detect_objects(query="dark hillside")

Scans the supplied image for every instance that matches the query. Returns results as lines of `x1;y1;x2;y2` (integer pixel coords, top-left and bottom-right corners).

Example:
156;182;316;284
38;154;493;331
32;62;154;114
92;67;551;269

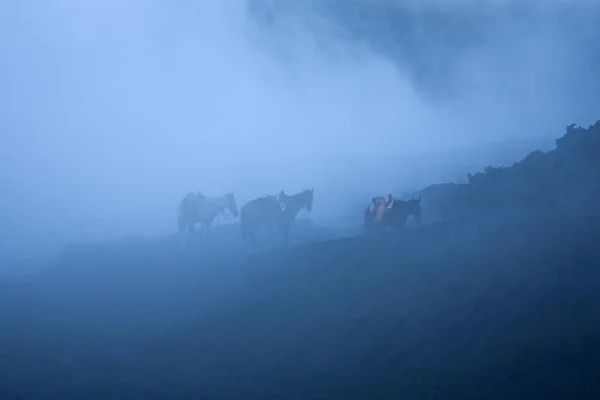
1;121;600;399
415;121;600;222
139;210;600;399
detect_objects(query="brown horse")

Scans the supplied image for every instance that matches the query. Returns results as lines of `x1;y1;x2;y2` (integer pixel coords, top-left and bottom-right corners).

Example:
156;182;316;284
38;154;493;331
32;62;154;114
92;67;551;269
240;189;314;246
364;196;421;234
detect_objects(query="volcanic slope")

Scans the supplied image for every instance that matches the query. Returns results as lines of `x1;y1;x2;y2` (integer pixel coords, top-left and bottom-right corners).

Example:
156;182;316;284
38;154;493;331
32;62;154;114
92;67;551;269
2;122;600;399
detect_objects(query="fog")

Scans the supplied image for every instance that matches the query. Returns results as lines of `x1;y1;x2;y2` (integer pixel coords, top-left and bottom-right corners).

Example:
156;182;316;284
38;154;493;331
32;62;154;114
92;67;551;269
1;3;600;397
1;0;598;254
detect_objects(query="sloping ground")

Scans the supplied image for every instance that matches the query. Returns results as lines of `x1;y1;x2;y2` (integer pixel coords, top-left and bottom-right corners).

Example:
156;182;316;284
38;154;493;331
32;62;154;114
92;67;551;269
0;250;61;278
2;204;600;399
51;218;342;266
0;219;350;399
120;207;600;400
1;122;600;399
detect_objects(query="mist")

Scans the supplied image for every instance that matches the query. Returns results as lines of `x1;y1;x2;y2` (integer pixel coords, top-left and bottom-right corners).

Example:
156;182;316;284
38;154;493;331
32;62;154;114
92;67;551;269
1;0;598;254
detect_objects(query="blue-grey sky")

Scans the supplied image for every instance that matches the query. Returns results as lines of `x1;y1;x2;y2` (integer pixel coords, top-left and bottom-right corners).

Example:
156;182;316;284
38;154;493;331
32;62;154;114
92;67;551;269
1;0;598;252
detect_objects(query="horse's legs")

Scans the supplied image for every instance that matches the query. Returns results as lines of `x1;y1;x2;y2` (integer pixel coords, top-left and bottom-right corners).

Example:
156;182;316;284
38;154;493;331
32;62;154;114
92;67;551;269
398;217;407;229
390;216;407;231
246;232;258;246
188;224;196;246
242;229;255;244
180;223;191;248
204;221;212;243
241;219;254;242
364;209;374;235
279;222;290;247
178;227;185;248
241;221;249;242
242;220;261;247
282;230;289;246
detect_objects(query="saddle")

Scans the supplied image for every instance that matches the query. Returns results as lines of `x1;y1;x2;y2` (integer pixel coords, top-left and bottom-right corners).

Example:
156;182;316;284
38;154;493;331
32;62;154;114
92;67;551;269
369;196;394;222
266;192;286;211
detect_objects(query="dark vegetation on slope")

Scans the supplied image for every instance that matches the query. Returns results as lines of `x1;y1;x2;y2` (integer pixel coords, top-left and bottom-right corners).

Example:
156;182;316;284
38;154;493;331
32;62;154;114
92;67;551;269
1;121;600;399
415;121;600;222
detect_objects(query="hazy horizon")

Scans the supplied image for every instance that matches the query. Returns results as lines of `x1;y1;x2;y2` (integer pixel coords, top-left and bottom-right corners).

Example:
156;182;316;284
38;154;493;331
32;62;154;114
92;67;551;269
1;0;598;255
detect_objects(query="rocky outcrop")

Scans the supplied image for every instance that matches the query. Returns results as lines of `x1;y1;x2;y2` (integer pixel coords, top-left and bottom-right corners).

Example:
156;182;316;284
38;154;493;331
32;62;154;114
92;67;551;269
415;121;600;222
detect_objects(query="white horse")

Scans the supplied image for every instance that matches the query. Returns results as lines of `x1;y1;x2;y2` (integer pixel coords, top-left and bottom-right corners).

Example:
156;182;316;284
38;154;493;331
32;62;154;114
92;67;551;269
177;191;239;246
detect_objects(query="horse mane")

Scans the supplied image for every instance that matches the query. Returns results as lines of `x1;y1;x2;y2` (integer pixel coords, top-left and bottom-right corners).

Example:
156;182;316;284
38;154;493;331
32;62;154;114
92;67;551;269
291;189;313;196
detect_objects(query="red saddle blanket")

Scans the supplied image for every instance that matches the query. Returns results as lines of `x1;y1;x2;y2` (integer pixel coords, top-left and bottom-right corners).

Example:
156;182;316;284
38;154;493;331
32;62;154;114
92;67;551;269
369;201;387;222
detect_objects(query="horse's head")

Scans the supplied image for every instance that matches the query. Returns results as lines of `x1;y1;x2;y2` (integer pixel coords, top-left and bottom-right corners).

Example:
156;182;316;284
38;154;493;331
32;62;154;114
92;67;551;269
224;192;239;217
301;188;314;212
408;197;422;224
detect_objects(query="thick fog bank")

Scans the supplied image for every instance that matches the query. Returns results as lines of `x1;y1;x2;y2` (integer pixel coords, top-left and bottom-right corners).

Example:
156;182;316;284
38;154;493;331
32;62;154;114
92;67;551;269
1;0;598;255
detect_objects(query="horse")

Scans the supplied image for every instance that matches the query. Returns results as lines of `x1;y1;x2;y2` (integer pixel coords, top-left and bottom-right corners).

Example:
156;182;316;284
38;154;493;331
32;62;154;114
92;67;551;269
177;191;239;246
364;196;421;234
240;189;314;246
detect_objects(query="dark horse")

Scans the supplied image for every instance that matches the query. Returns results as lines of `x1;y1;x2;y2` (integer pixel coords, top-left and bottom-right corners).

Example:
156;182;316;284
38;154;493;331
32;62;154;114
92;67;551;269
364;197;421;234
240;189;314;246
